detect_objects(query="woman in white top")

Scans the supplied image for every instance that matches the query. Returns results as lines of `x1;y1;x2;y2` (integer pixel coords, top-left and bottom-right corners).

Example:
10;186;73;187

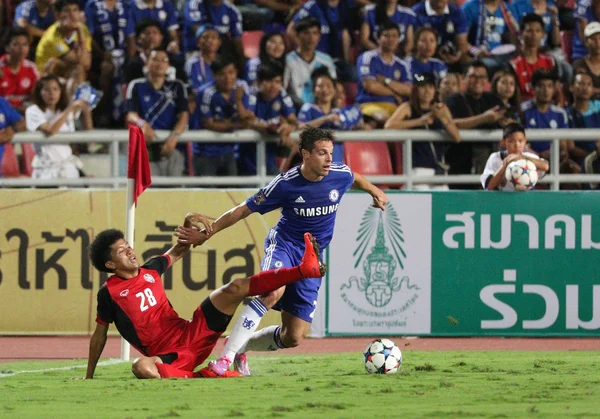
25;75;93;179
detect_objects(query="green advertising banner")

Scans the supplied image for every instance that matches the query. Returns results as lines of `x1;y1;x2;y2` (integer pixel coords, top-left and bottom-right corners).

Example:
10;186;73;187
431;192;600;337
326;191;600;337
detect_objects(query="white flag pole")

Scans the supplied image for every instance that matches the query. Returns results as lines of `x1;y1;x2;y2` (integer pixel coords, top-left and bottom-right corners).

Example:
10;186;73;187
121;177;136;361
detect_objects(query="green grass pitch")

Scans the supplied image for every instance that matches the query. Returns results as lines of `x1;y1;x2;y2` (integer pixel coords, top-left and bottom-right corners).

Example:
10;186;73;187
2;351;600;418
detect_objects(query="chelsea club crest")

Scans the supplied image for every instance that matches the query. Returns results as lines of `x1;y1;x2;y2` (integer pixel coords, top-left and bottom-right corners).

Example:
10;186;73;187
329;189;339;202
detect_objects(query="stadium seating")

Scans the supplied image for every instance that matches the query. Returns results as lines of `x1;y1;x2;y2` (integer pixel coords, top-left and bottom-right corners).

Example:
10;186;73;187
1;143;37;177
0;144;22;177
343;141;397;188
242;31;264;59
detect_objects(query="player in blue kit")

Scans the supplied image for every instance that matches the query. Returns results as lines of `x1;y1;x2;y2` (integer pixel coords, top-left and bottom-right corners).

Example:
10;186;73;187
176;126;388;376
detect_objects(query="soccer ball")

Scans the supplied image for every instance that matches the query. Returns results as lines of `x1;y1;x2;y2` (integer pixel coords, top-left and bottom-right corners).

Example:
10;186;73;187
505;159;538;191
363;338;402;374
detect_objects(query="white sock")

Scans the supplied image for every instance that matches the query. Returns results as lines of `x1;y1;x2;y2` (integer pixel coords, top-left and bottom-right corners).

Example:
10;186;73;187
220;299;268;363
241;325;287;353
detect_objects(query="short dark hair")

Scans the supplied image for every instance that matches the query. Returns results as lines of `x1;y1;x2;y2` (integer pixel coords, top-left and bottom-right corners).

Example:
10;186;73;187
5;27;30;45
89;229;124;273
310;66;334;88
135;19;163;38
299;126;335;152
531;68;558;87
257;62;284;82
414;26;438;45
210;54;236;74
295;16;321;34
33;75;69;111
377;20;401;38
55;0;80;12
520;13;545;32
466;60;488;75
503;122;526;139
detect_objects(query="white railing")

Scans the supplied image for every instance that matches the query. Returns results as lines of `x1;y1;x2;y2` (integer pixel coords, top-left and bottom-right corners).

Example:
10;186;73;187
3;129;600;190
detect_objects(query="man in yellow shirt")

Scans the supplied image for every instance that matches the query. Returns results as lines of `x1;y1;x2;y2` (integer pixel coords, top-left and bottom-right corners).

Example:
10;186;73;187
35;0;92;94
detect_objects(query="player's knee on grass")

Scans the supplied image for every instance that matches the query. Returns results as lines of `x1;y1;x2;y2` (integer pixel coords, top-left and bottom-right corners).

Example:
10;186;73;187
131;357;161;379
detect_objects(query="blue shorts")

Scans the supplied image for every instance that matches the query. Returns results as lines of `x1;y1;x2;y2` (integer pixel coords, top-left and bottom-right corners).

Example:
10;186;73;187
261;229;321;323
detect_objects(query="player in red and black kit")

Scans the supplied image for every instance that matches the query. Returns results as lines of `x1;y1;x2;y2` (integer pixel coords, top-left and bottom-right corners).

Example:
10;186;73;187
84;212;326;379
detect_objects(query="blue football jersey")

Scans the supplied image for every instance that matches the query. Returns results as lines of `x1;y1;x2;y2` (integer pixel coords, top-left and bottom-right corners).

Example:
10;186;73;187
573;0;597;60
125;0;178;38
14;0;55;29
356;50;411;104
246;164;355;249
293;0;350;59
184;54;214;95
462;0;507;51
85;0;128;51
0;97;24;174
362;4;416;45
509;0;556;47
412;1;468;47
521;100;568;152
244;57;261;85
405;56;448;83
125;78;188;130
183;0;243;52
191;79;249;156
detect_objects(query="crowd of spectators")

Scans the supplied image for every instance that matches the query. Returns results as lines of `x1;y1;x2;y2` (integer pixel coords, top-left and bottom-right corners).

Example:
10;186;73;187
0;0;598;189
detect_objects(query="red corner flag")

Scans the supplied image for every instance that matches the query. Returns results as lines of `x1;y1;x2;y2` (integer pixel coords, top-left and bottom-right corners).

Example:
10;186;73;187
127;125;151;205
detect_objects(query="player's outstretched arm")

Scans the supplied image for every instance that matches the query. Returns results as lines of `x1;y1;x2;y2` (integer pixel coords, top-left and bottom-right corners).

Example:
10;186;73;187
84;322;109;379
168;213;213;264
352;172;388;211
176;203;254;246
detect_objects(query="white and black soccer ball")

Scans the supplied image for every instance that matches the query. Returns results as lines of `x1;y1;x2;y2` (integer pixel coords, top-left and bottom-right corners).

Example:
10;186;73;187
505;159;538;191
363;338;402;374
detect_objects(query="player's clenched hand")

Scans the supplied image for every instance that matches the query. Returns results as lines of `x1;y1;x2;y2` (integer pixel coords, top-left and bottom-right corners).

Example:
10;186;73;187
371;189;388;211
184;212;214;234
175;226;210;247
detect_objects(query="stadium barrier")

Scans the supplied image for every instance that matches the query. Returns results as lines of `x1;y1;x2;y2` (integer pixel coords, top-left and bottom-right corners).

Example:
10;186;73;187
3;128;600;189
1;189;598;337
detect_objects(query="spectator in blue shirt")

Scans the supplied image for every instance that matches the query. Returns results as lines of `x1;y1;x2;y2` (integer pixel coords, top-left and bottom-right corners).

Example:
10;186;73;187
126;0;180;58
412;0;469;67
14;0;56;57
360;0;416;56
241;63;298;175
125;48;189;177
0;97;26;173
84;0;129;125
288;0;353;80
509;0;560;50
191;55;251;176
520;69;577;174
404;27;448;84
185;24;221;96
356;20;412;127
245;31;287;86
567;72;600;168
573;0;600;61
298;67;366;162
183;0;244;59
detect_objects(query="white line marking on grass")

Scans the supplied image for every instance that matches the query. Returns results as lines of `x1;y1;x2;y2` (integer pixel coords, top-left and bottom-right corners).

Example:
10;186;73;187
0;359;126;378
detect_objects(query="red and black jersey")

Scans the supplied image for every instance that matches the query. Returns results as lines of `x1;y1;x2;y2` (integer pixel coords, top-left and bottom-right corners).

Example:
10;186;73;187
96;255;187;356
510;54;556;101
